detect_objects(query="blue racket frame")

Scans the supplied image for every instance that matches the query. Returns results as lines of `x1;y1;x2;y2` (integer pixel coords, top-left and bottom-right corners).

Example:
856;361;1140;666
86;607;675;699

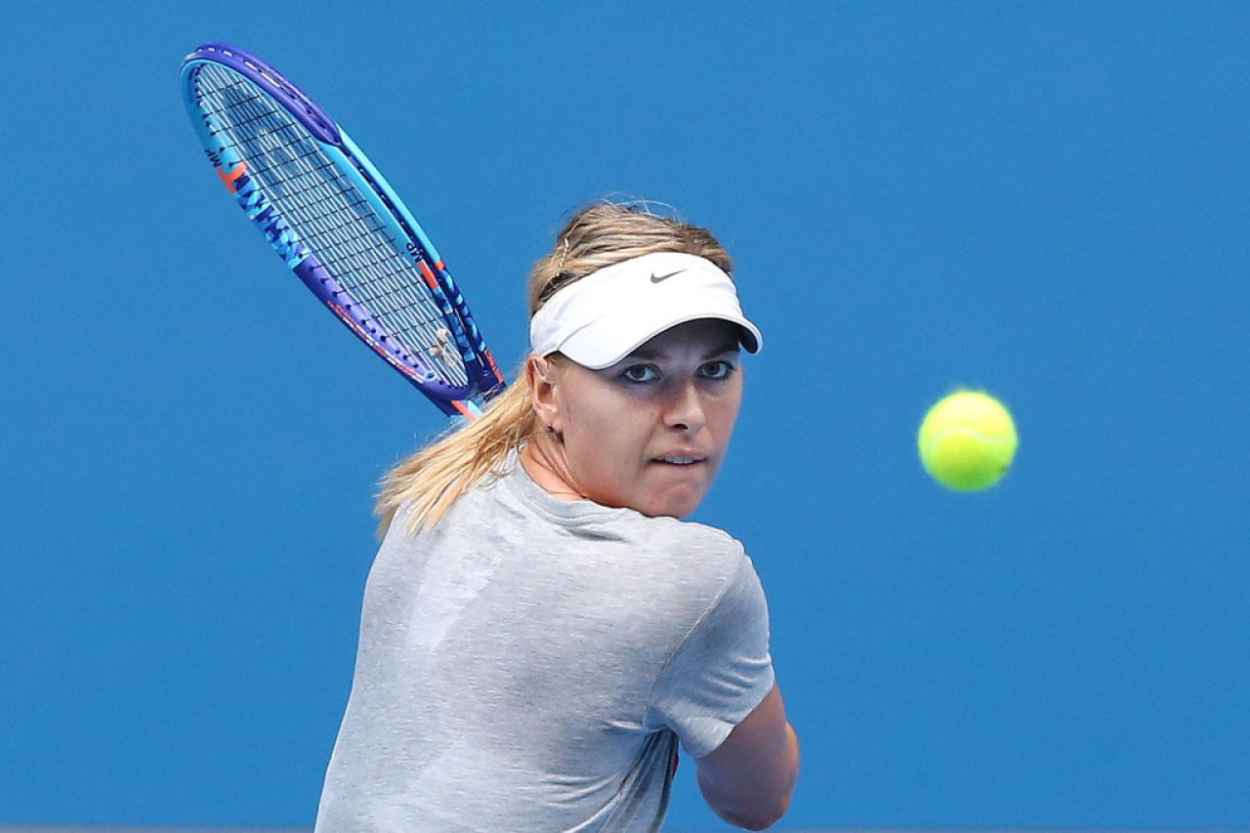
180;43;505;418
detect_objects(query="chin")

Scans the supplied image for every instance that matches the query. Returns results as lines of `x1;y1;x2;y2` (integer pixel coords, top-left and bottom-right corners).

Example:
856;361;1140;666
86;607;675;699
643;496;702;519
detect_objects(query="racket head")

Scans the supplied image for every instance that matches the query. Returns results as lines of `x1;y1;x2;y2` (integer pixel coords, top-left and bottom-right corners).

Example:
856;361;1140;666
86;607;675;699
180;43;505;417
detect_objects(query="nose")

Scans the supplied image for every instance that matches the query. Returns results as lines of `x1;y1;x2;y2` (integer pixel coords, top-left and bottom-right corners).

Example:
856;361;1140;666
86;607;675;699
663;378;707;434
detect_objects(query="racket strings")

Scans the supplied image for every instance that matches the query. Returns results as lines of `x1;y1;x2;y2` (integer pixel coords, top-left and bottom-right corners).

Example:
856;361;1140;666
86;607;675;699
202;76;453;340
194;65;468;387
201;75;434;301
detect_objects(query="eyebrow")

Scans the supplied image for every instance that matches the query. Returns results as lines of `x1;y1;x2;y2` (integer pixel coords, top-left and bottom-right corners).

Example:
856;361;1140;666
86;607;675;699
627;342;741;361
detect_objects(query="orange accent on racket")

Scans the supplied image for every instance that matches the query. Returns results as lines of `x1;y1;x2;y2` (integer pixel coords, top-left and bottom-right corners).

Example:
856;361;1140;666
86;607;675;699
216;161;248;193
417;261;439;290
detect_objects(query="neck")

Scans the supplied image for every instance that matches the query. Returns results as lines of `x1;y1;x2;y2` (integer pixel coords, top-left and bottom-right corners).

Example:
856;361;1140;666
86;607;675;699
520;433;585;502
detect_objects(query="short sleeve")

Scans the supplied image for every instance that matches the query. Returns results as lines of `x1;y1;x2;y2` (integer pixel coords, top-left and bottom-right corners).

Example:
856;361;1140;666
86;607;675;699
643;552;775;759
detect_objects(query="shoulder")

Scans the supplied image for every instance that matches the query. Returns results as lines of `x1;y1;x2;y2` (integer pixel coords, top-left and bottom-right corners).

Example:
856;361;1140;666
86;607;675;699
645;515;744;566
598;505;745;564
627;515;754;617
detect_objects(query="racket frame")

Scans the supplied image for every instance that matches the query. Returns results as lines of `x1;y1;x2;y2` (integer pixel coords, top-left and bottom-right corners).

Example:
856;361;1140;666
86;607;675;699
180;43;505;417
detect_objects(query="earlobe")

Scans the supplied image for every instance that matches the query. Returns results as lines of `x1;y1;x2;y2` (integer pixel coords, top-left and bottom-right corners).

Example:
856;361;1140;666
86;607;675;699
527;355;562;434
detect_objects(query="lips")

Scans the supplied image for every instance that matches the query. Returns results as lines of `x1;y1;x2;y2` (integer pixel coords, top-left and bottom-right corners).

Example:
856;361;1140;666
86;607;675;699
652;451;708;465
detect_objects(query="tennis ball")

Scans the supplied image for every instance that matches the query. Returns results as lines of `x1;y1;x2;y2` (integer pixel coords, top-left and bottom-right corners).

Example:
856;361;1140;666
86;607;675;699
917;389;1018;491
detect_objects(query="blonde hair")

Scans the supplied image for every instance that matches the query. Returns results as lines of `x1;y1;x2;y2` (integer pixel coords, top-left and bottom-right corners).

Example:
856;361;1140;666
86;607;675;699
372;199;735;540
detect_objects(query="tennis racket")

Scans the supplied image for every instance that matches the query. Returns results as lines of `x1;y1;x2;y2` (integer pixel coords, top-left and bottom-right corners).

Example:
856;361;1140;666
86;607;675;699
180;43;505;419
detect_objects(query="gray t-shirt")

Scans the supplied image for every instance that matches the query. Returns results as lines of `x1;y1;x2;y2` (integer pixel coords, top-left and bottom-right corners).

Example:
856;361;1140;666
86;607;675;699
313;448;775;833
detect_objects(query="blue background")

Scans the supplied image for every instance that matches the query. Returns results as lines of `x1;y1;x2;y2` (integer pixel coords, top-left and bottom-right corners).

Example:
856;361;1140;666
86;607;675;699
3;2;1248;830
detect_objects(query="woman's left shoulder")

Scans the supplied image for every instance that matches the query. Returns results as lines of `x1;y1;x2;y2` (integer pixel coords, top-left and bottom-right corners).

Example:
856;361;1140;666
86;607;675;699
680;516;743;550
644;515;747;569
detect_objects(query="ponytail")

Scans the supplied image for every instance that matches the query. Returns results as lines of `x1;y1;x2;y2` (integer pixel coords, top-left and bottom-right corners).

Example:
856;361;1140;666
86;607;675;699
372;198;733;540
373;368;535;539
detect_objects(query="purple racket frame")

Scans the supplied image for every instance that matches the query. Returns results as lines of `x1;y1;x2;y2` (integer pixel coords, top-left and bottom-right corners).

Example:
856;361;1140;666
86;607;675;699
180;43;505;418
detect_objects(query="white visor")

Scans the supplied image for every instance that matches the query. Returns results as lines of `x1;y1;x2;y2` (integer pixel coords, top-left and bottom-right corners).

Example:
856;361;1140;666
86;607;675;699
529;252;763;369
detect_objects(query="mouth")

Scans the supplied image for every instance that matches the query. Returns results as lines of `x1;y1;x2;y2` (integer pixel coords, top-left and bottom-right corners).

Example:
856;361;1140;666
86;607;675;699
651;455;707;467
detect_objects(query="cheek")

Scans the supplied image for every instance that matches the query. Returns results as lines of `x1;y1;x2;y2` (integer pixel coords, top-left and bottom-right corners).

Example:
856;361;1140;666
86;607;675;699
563;395;652;474
707;387;744;440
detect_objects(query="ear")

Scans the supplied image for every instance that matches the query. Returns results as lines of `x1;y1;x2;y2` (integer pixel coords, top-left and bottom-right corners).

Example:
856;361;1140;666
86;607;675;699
526;354;563;434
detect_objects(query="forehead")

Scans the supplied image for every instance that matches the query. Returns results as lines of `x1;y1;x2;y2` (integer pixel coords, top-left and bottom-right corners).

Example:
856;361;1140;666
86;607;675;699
628;318;742;359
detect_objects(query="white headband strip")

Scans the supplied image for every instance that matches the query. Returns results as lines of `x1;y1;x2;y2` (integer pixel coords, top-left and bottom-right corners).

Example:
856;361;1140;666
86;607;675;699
528;252;763;370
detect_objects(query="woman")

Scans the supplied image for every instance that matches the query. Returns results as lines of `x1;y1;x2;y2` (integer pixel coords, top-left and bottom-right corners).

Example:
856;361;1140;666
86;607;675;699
314;202;800;832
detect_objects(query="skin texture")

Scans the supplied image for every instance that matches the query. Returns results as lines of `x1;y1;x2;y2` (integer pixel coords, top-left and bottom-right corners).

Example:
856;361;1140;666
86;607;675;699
521;319;745;519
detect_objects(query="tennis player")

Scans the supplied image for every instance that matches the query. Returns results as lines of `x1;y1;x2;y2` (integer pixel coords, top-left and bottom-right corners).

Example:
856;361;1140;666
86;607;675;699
313;202;800;832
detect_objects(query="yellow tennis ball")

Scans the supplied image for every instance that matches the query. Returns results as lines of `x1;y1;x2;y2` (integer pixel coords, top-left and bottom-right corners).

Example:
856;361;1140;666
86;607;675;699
917;389;1018;491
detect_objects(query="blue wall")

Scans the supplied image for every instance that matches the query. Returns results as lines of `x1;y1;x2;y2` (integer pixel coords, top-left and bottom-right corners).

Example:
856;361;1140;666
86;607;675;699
3;2;1247;829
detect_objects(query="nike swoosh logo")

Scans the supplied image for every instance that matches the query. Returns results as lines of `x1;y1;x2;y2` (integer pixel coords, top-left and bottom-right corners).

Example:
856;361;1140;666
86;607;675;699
650;270;685;283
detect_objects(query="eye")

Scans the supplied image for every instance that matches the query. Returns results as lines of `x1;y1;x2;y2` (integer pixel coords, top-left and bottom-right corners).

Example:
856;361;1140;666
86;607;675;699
621;364;660;384
698;360;737;380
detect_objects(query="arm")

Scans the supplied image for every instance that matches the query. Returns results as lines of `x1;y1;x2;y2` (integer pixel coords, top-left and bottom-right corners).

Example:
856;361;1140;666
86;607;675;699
694;683;800;830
